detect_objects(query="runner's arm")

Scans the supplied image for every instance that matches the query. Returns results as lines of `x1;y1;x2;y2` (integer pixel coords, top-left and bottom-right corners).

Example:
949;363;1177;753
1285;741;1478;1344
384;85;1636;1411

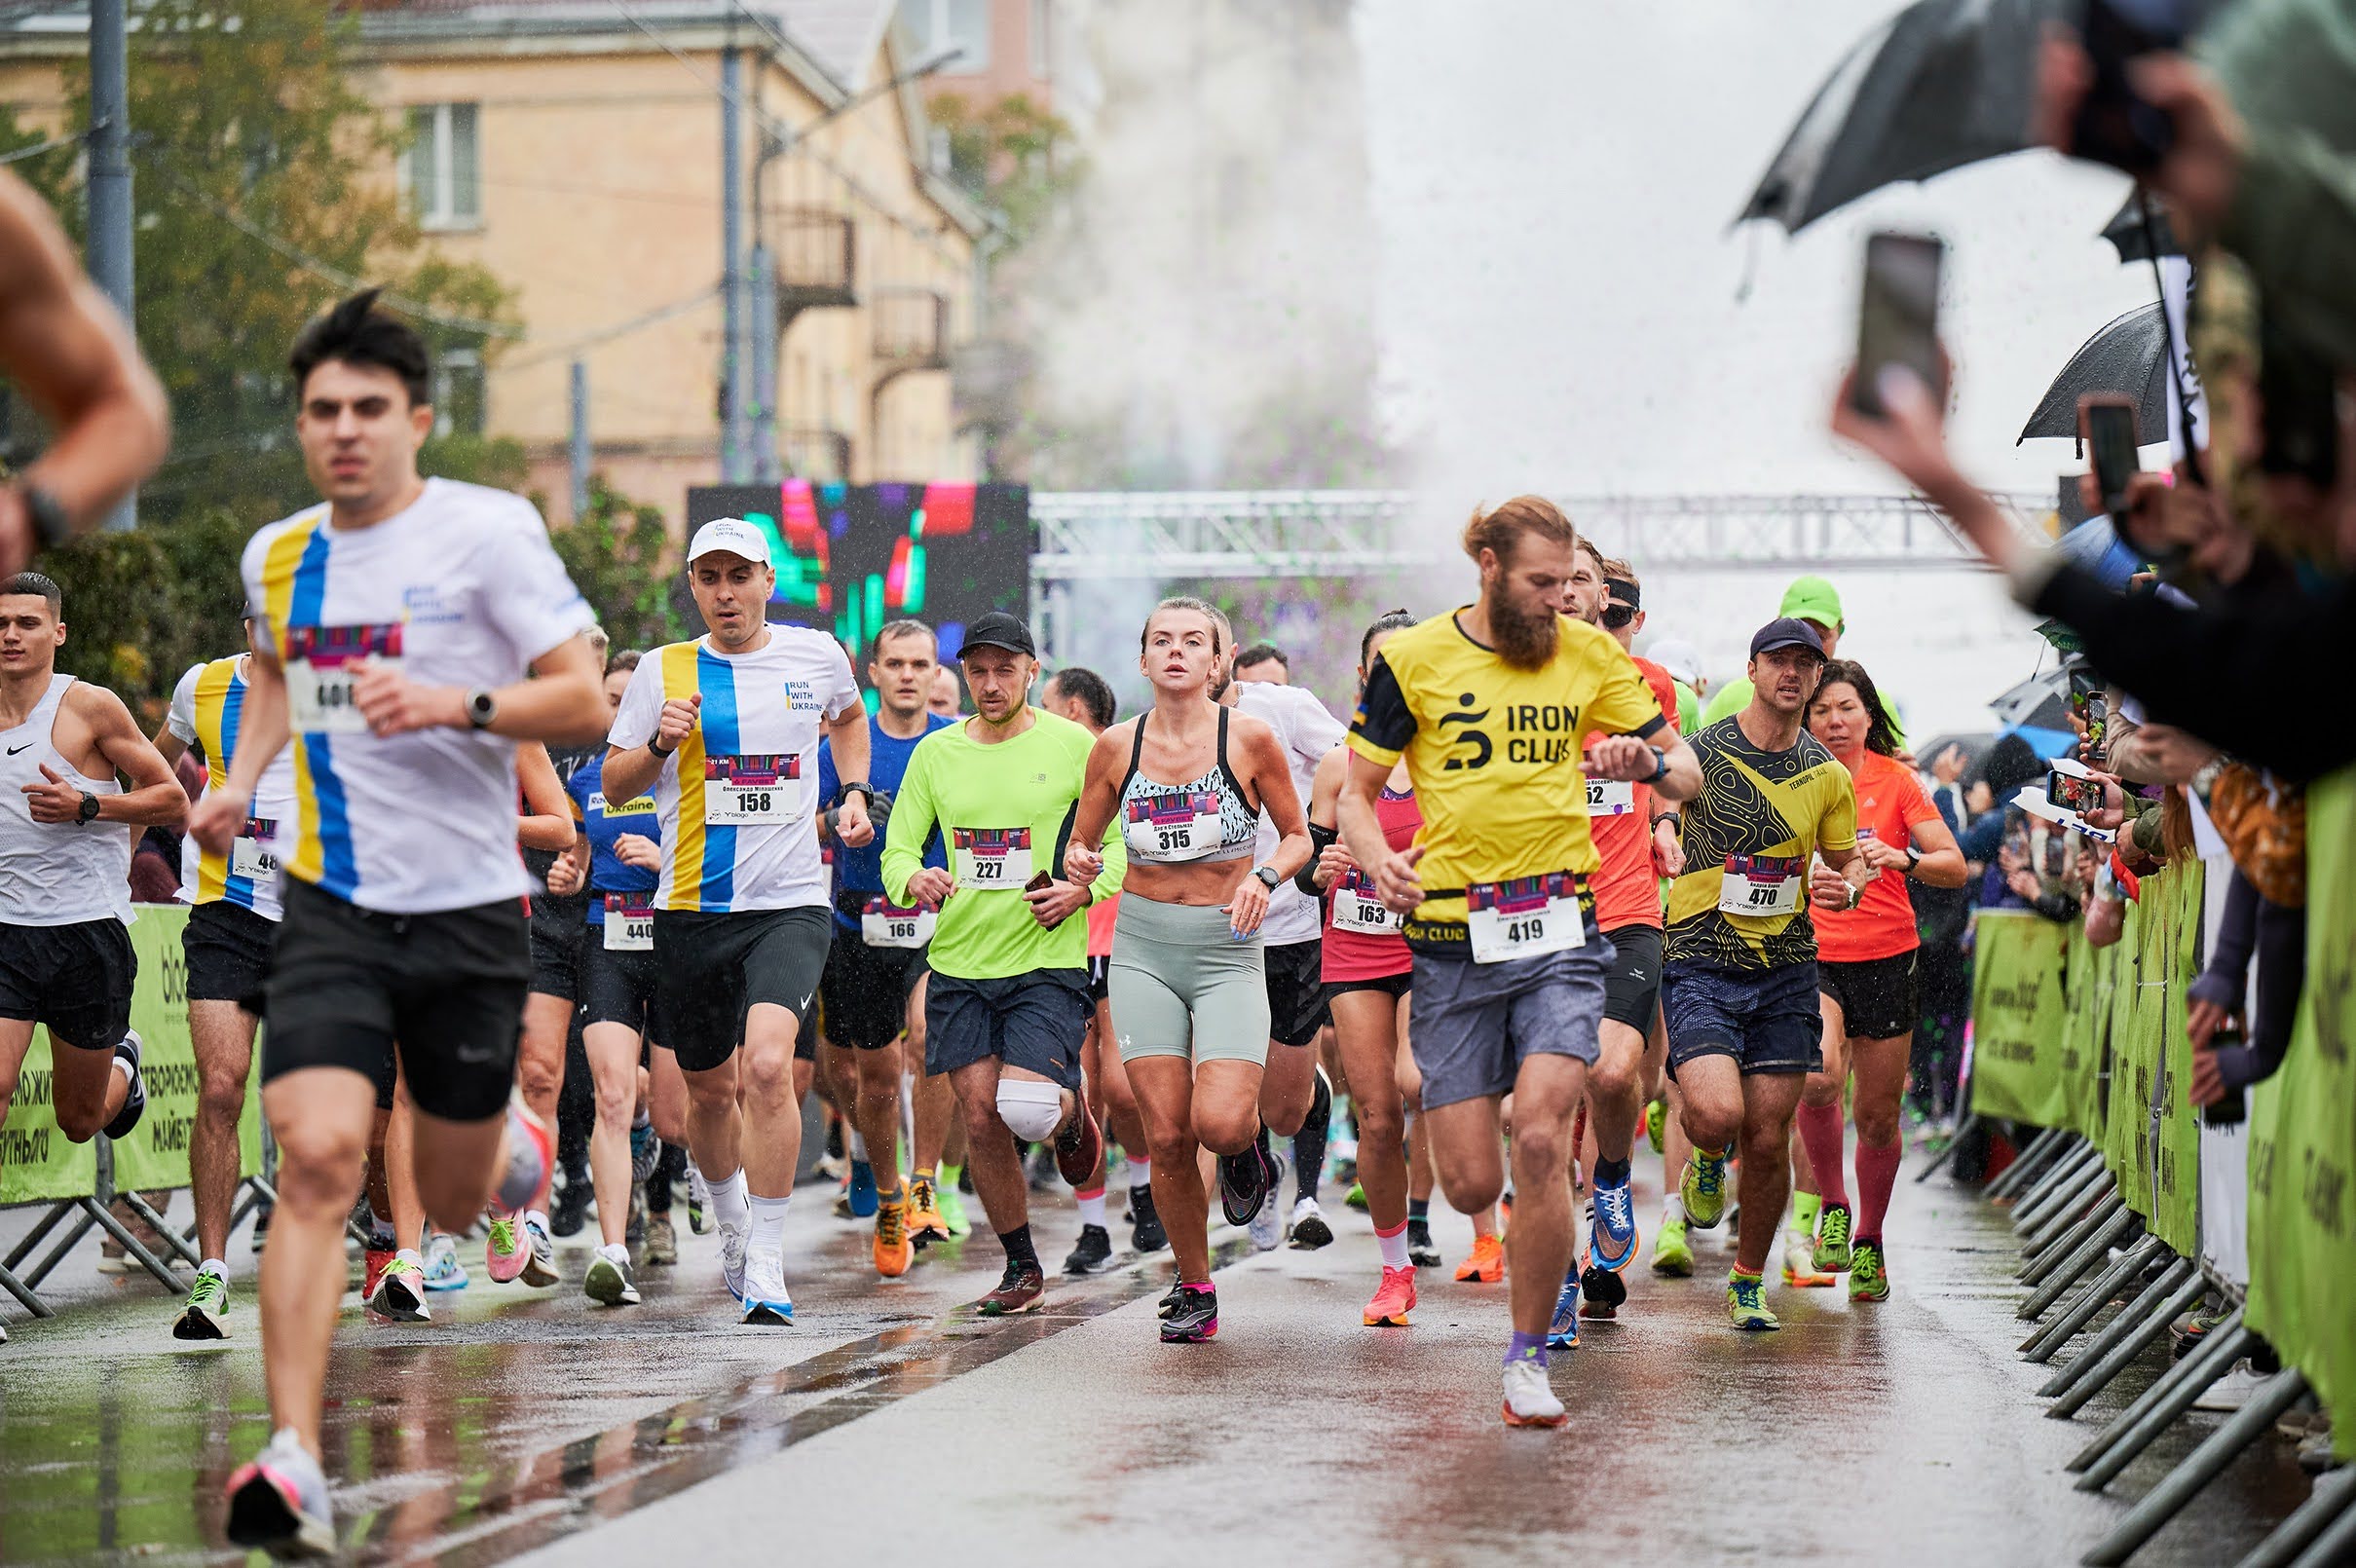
1900;809;1968;889
880;744;943;906
822;701;873;847
515;742;575;852
599;657;674;804
1237;720;1311;882
148;721;188;772
1062;725;1126;886
78;685;187;828
1298;746;1349;895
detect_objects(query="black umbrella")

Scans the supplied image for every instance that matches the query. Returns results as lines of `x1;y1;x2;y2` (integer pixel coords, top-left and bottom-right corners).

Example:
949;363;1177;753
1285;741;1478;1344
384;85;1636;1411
1738;0;2061;234
2100;193;2183;262
2018;302;2171;442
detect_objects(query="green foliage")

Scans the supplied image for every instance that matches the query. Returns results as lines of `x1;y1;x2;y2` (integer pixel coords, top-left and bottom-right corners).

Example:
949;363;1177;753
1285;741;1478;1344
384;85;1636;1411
43;508;250;720
3;0;513;527
927;91;1081;247
550;475;686;654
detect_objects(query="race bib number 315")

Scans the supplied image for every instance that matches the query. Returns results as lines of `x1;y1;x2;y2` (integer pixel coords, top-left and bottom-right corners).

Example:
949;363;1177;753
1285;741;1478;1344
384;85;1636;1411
283;623;402;735
704;754;803;824
953;827;1033;888
1122;789;1222;862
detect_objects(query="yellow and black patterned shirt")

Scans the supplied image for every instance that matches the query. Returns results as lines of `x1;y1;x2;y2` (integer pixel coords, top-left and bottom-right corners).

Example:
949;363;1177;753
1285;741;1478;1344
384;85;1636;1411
1665;715;1857;971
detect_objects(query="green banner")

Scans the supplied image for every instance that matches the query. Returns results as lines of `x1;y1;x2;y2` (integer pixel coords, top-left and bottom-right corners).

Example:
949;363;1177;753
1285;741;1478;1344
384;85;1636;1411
2150;862;2205;1255
108;905;266;1194
2246;768;2356;1462
2104;891;2149;1191
0;1027;99;1204
1968;912;2074;1127
2058;923;2114;1143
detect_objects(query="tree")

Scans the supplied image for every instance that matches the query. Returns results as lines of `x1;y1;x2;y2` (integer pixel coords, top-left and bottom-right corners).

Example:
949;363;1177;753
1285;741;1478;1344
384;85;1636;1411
2;0;514;527
926;92;1081;247
42;506;248;722
550;476;688;653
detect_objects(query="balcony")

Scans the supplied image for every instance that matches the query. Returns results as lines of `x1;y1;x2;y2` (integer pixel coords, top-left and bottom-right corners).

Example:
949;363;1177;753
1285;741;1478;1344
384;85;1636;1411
870;286;951;375
770;207;858;316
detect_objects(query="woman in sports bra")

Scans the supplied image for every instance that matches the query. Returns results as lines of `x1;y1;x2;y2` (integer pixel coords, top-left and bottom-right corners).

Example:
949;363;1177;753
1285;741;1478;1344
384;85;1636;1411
1066;596;1310;1344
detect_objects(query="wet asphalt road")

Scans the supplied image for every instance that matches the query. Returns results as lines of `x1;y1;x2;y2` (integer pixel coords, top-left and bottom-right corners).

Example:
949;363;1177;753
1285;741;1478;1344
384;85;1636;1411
0;1150;2314;1567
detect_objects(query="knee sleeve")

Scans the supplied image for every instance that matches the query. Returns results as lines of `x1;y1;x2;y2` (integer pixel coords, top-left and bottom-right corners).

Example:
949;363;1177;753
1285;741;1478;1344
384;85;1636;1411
996;1078;1066;1141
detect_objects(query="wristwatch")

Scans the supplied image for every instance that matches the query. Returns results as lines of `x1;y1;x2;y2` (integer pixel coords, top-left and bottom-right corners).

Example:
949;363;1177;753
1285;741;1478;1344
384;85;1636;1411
835;781;876;810
464;688;498;729
1644;745;1668;785
1845;879;1865;911
1904;844;1924;877
1252;865;1282;891
75;791;100;825
21;483;70;552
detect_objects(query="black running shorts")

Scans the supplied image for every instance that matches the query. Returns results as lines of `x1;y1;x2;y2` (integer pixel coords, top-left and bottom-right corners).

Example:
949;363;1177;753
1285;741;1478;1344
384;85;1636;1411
1263;938;1329;1049
184;899;277;1016
652;907;831;1074
264;879;531;1122
1818;950;1921;1042
1600;923;1664;1033
818;928;926;1052
580;931;660;1037
527;904;586;1003
0;916;134;1051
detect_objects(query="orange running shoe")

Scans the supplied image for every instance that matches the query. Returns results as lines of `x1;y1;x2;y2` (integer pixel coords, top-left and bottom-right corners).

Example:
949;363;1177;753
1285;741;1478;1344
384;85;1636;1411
1455;1232;1506;1284
906;1176;950;1248
874;1197;913;1278
1364;1265;1417;1325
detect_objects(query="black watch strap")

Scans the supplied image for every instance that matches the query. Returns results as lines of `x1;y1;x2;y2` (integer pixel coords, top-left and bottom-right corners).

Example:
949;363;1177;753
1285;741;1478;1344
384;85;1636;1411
647;735;675;759
22;484;70;551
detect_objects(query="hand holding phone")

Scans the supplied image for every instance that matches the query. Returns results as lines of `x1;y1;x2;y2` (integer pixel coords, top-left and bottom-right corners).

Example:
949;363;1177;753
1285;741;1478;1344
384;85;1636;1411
1851;232;1945;420
2079;394;2140;518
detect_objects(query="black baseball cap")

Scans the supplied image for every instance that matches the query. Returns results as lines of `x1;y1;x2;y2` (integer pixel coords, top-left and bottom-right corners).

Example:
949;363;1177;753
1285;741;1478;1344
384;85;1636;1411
1749;617;1827;658
959;611;1036;658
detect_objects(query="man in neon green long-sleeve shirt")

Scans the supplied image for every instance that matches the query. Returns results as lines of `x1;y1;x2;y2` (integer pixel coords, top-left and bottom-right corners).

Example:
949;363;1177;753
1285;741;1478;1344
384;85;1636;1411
881;612;1126;1316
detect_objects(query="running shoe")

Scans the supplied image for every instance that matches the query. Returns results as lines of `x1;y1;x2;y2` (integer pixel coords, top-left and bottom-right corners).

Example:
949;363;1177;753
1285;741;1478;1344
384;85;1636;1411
1406;1217;1442;1270
1344;1180;1368;1212
1287;1195;1334;1251
907;1177;951;1248
366;1254;430;1323
519;1213;560;1288
173;1268;230;1341
1813;1203;1854;1273
1216;1141;1271;1228
1129;1183;1168;1254
1652;1215;1695;1277
739;1251;795;1325
936;1181;973;1238
1848;1239;1889;1302
1248;1166;1287;1252
102;1030;147;1140
629;1120;658;1184
484;1213;527;1284
224;1427;334;1559
1365;1265;1417;1327
1157;1279;1185;1320
1454;1233;1505;1284
1502;1358;1566;1428
875;1198;914;1279
1161;1282;1217;1343
719;1222;749;1305
1589;1169;1640;1274
1783;1226;1836;1288
1053;1104;1103;1188
1547;1269;1582;1351
975;1259;1045;1316
643;1213;678;1268
248;1196;272;1255
361;1235;395;1301
1727;1271;1780;1331
585;1246;641;1307
1680;1149;1729;1230
549;1177;592;1239
687;1163;711;1235
1644;1095;1666;1155
1063;1223;1113;1276
421;1233;468;1291
626;1188;647;1251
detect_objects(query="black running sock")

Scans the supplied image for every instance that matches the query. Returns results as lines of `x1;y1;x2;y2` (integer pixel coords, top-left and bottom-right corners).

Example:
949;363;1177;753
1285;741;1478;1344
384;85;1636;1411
1408;1198;1430;1222
999;1224;1040;1274
1593;1156;1631;1187
647;1142;686;1215
1291;1072;1331;1205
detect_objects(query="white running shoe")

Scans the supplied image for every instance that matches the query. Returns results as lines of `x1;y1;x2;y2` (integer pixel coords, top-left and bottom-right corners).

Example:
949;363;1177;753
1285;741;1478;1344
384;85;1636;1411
584;1245;641;1307
719;1222;748;1303
1248;1154;1288;1251
1502;1358;1568;1428
739;1251;794;1325
1286;1194;1334;1251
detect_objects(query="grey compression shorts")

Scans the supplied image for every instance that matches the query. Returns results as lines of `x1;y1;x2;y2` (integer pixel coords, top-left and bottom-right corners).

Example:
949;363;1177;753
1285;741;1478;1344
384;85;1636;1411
1107;893;1270;1067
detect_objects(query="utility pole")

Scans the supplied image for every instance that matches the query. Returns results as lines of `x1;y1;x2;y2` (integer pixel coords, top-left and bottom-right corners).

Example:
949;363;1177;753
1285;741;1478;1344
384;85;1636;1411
569;358;590;523
719;40;747;482
87;0;134;532
749;225;778;481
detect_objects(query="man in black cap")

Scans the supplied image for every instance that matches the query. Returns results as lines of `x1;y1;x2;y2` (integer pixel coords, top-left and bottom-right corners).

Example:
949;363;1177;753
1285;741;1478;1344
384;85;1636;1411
1658;617;1871;1333
879;612;1127;1316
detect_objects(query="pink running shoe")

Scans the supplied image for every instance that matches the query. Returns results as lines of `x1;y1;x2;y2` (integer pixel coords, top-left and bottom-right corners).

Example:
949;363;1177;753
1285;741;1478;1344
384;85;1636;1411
484;1211;528;1284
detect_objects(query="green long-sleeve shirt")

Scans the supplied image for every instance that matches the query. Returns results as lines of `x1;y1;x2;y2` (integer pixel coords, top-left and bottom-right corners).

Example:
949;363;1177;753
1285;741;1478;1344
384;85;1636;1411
880;708;1125;981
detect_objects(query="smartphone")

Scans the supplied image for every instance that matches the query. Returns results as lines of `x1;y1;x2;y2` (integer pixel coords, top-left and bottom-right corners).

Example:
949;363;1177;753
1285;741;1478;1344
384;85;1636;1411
2048;767;2105;817
2083;691;2109;762
2070;0;2188;176
2080;395;2141;517
1851;232;1944;420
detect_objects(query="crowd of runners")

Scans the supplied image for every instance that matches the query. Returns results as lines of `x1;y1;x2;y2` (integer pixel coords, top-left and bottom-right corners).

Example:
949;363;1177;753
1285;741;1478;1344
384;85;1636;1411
0;289;1982;1556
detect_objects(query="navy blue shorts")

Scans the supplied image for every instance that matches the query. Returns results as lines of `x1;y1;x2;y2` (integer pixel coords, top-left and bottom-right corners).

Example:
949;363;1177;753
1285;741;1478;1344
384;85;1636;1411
925;970;1088;1091
1663;957;1823;1077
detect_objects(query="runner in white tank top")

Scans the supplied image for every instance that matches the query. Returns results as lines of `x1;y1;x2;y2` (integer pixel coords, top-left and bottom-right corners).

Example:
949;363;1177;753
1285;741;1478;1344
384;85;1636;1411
0;571;187;1165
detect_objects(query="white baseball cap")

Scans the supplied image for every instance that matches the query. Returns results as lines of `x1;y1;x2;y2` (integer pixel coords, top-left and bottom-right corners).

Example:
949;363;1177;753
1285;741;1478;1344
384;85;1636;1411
1647;637;1703;690
687;516;772;567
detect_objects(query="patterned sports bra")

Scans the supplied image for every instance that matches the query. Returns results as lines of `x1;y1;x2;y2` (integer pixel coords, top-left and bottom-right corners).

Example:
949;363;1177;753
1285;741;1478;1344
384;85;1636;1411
1117;706;1259;865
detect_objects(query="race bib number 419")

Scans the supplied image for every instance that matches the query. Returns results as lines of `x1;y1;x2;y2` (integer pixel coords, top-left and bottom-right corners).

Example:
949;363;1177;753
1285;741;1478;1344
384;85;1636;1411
704;754;803;824
283;623;402;735
1464;872;1585;964
953;827;1033;888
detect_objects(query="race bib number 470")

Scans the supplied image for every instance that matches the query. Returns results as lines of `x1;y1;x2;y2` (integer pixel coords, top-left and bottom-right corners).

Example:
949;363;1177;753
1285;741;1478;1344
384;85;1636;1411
1464;872;1585;964
1717;853;1804;916
283;623;402;735
704;754;803;824
953;827;1033;888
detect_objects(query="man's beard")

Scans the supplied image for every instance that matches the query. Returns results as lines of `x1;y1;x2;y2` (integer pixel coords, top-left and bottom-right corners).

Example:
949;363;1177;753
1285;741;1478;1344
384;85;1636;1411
1491;592;1559;670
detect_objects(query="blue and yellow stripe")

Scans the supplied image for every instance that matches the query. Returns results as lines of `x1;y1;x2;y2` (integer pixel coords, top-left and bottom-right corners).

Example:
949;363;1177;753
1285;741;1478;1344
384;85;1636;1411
190;656;260;910
261;510;360;901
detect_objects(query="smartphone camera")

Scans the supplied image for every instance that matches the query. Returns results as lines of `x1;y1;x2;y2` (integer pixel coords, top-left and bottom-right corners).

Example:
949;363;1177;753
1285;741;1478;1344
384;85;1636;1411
1852;232;1945;420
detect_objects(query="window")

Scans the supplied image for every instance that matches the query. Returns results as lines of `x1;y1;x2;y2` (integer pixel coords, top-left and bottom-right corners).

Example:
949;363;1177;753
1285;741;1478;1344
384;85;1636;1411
403;103;480;231
902;0;989;73
431;348;486;438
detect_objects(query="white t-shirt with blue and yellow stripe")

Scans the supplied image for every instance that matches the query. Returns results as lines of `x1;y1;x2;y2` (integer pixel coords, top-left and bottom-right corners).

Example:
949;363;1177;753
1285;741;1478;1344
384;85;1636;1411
240;479;595;915
607;627;860;915
168;653;297;920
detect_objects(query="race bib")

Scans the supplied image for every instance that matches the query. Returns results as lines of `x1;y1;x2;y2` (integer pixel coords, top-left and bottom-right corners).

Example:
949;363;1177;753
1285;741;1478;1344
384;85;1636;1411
602;893;654;952
704;754;802;825
1121;789;1223;863
230;816;280;881
1329;869;1403;936
1717;853;1804;916
861;896;936;950
1585;776;1635;817
1464;872;1585;964
283;623;402;735
952;827;1032;889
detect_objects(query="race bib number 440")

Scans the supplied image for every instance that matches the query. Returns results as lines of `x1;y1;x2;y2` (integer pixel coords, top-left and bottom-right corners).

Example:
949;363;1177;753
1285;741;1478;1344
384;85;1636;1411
1464;872;1586;964
230;816;280;880
283;623;403;735
704;754;803;824
1717;853;1804;916
603;893;654;951
953;827;1033;888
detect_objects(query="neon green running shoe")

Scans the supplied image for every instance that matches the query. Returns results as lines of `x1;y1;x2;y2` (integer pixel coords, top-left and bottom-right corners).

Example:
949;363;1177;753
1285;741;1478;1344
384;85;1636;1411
1727;1271;1780;1331
1814;1203;1853;1273
1651;1215;1694;1277
1680;1150;1729;1230
1849;1239;1889;1302
935;1182;973;1238
1344;1181;1368;1212
1644;1096;1666;1155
